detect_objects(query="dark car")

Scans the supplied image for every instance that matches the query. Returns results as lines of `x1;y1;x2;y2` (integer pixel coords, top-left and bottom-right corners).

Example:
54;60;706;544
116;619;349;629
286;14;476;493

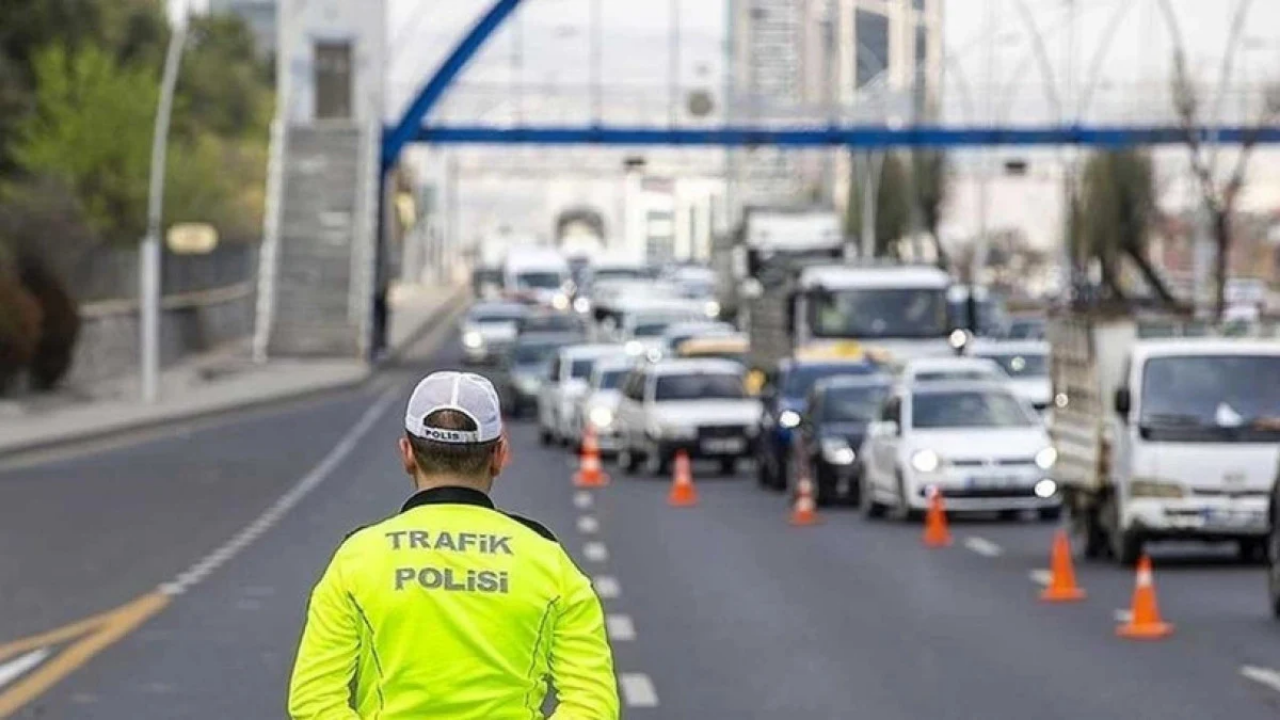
793;375;892;506
754;357;880;491
518;311;585;338
494;332;578;418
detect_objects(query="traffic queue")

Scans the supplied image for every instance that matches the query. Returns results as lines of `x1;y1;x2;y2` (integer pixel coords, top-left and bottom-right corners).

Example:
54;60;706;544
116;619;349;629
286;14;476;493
464;252;1280;620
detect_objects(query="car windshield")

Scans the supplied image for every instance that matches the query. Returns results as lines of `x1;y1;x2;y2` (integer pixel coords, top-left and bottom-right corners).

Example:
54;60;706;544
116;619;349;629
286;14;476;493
512;343;560;365
782;363;877;398
596;369;628;390
654;373;744;401
822;385;890;422
633;322;671;338
1139;355;1280;442
914;369;997;383
947;298;1008;336
1006;318;1046;340
516;272;563;290
470;308;525;323
809;288;948;339
570;359;594;379
522;315;578;333
979;352;1048;378
911;390;1038;429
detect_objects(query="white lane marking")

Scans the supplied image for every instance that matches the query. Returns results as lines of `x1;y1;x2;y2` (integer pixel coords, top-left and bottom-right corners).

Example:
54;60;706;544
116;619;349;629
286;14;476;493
158;387;400;597
0;648;50;690
605;614;636;641
963;536;1004;557
577;516;600;534
573;491;593;509
1114;609;1133;623
1028;569;1052;587
593;575;621;599
619;673;660;708
583;541;609;562
1241;665;1280;695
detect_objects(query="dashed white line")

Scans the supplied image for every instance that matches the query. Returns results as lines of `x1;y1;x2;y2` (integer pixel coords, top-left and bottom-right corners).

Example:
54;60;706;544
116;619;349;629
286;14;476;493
158;387;399;597
1241;665;1280;695
605;614;636;641
573;491;594;509
1028;569;1052;587
593;575;621;599
583;541;609;562
963;536;1004;557
0;648;50;690
577;515;600;534
619;673;660;708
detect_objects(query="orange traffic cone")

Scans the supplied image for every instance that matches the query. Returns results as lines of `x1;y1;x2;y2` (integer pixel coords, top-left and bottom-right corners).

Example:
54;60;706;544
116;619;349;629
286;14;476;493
1040;529;1086;602
922;487;952;547
789;475;820;526
573;427;609;488
1116;555;1173;640
667;450;698;507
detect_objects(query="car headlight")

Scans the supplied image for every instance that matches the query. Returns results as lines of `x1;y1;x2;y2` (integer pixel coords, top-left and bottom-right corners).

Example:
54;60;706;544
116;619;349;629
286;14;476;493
820;437;856;465
552;292;570;311
704;300;721;319
462;331;483;349
625;340;644;356
911;449;941;473
1129;478;1186;498
573;297;591;314
778;410;802;429
1034;446;1058;470
1034;479;1058;498
589;406;614;429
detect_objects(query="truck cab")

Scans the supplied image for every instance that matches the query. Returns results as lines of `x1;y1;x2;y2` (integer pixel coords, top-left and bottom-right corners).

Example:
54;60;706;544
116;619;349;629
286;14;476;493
1051;314;1280;563
789;265;954;364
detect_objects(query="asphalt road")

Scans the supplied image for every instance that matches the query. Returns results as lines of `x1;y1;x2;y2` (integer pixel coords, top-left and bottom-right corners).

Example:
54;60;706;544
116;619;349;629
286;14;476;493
2;327;1280;718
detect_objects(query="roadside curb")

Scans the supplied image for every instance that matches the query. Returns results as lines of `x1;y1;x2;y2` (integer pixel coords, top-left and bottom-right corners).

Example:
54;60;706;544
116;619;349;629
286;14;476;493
0;287;469;464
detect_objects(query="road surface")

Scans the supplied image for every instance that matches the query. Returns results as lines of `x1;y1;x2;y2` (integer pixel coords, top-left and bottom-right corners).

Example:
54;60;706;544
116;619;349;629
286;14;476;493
2;328;1279;718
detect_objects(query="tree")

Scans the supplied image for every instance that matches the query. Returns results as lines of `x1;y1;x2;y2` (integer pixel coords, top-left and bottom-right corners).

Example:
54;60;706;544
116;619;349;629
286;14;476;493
1161;0;1280;318
844;152;912;258
1077;149;1182;308
12;43;158;244
911;150;950;269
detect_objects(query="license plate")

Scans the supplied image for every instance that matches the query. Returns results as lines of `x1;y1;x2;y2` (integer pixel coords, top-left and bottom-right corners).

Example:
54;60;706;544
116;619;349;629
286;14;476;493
702;438;744;454
966;475;1021;489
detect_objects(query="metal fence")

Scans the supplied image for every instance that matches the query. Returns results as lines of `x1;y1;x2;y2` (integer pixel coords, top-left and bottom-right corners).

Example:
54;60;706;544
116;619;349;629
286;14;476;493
70;243;256;304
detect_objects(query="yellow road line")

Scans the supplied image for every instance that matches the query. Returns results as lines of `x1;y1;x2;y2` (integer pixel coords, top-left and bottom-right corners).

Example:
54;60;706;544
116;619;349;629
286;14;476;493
0;592;169;718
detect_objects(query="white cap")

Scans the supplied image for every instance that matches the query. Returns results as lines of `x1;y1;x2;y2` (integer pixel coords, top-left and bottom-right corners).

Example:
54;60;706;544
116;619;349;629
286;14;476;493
404;371;503;444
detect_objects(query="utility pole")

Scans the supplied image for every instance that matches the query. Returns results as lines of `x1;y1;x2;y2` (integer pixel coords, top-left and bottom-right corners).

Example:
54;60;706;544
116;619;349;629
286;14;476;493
140;3;190;403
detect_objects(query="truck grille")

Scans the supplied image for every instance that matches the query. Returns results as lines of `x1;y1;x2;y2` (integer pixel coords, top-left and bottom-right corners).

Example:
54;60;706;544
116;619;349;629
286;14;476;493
698;425;748;440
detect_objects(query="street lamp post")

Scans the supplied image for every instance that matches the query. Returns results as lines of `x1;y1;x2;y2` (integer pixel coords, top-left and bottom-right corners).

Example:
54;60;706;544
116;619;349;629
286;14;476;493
140;5;190;403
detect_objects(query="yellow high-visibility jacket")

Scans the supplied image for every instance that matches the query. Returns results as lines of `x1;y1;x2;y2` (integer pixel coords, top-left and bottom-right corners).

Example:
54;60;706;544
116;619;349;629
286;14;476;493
288;486;619;720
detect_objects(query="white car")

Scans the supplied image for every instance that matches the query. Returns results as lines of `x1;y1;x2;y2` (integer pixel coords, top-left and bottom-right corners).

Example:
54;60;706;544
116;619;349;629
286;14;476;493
897;356;1005;385
570;356;637;454
613;300;709;358
537;344;625;445
860;380;1060;520
614;359;762;476
970;340;1051;411
459;302;528;364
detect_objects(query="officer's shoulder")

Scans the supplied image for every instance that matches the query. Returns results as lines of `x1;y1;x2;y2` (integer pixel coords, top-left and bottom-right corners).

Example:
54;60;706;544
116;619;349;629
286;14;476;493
501;511;559;543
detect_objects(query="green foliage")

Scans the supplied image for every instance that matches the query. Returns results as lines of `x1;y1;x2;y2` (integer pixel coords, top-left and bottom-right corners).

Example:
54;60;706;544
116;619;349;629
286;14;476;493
13;43;158;243
844;152;912;257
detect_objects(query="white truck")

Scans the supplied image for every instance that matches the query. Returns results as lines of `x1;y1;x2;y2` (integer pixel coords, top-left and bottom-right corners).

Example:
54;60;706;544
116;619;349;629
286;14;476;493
1049;311;1280;564
503;247;570;308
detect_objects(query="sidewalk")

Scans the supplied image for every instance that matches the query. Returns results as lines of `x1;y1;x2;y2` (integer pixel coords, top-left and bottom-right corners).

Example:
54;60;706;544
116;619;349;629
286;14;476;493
0;282;467;458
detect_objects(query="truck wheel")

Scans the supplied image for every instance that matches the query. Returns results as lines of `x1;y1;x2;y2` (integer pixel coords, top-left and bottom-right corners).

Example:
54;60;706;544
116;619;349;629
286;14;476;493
1038;507;1063;522
1238;538;1267;564
719;457;737;476
897;473;922;522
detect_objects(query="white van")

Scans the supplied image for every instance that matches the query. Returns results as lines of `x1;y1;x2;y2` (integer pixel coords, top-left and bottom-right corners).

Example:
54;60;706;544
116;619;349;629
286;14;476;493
504;248;570;308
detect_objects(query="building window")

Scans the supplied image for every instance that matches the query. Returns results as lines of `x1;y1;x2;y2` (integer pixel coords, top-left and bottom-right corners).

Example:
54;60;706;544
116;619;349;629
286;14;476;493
855;10;890;88
913;0;927;10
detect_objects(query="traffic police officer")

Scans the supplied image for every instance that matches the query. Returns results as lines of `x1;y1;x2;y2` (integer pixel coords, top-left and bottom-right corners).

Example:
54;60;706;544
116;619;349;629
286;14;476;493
288;371;619;719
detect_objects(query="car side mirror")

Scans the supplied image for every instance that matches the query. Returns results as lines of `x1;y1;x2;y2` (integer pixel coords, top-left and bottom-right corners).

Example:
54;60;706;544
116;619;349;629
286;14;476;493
1114;387;1131;419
